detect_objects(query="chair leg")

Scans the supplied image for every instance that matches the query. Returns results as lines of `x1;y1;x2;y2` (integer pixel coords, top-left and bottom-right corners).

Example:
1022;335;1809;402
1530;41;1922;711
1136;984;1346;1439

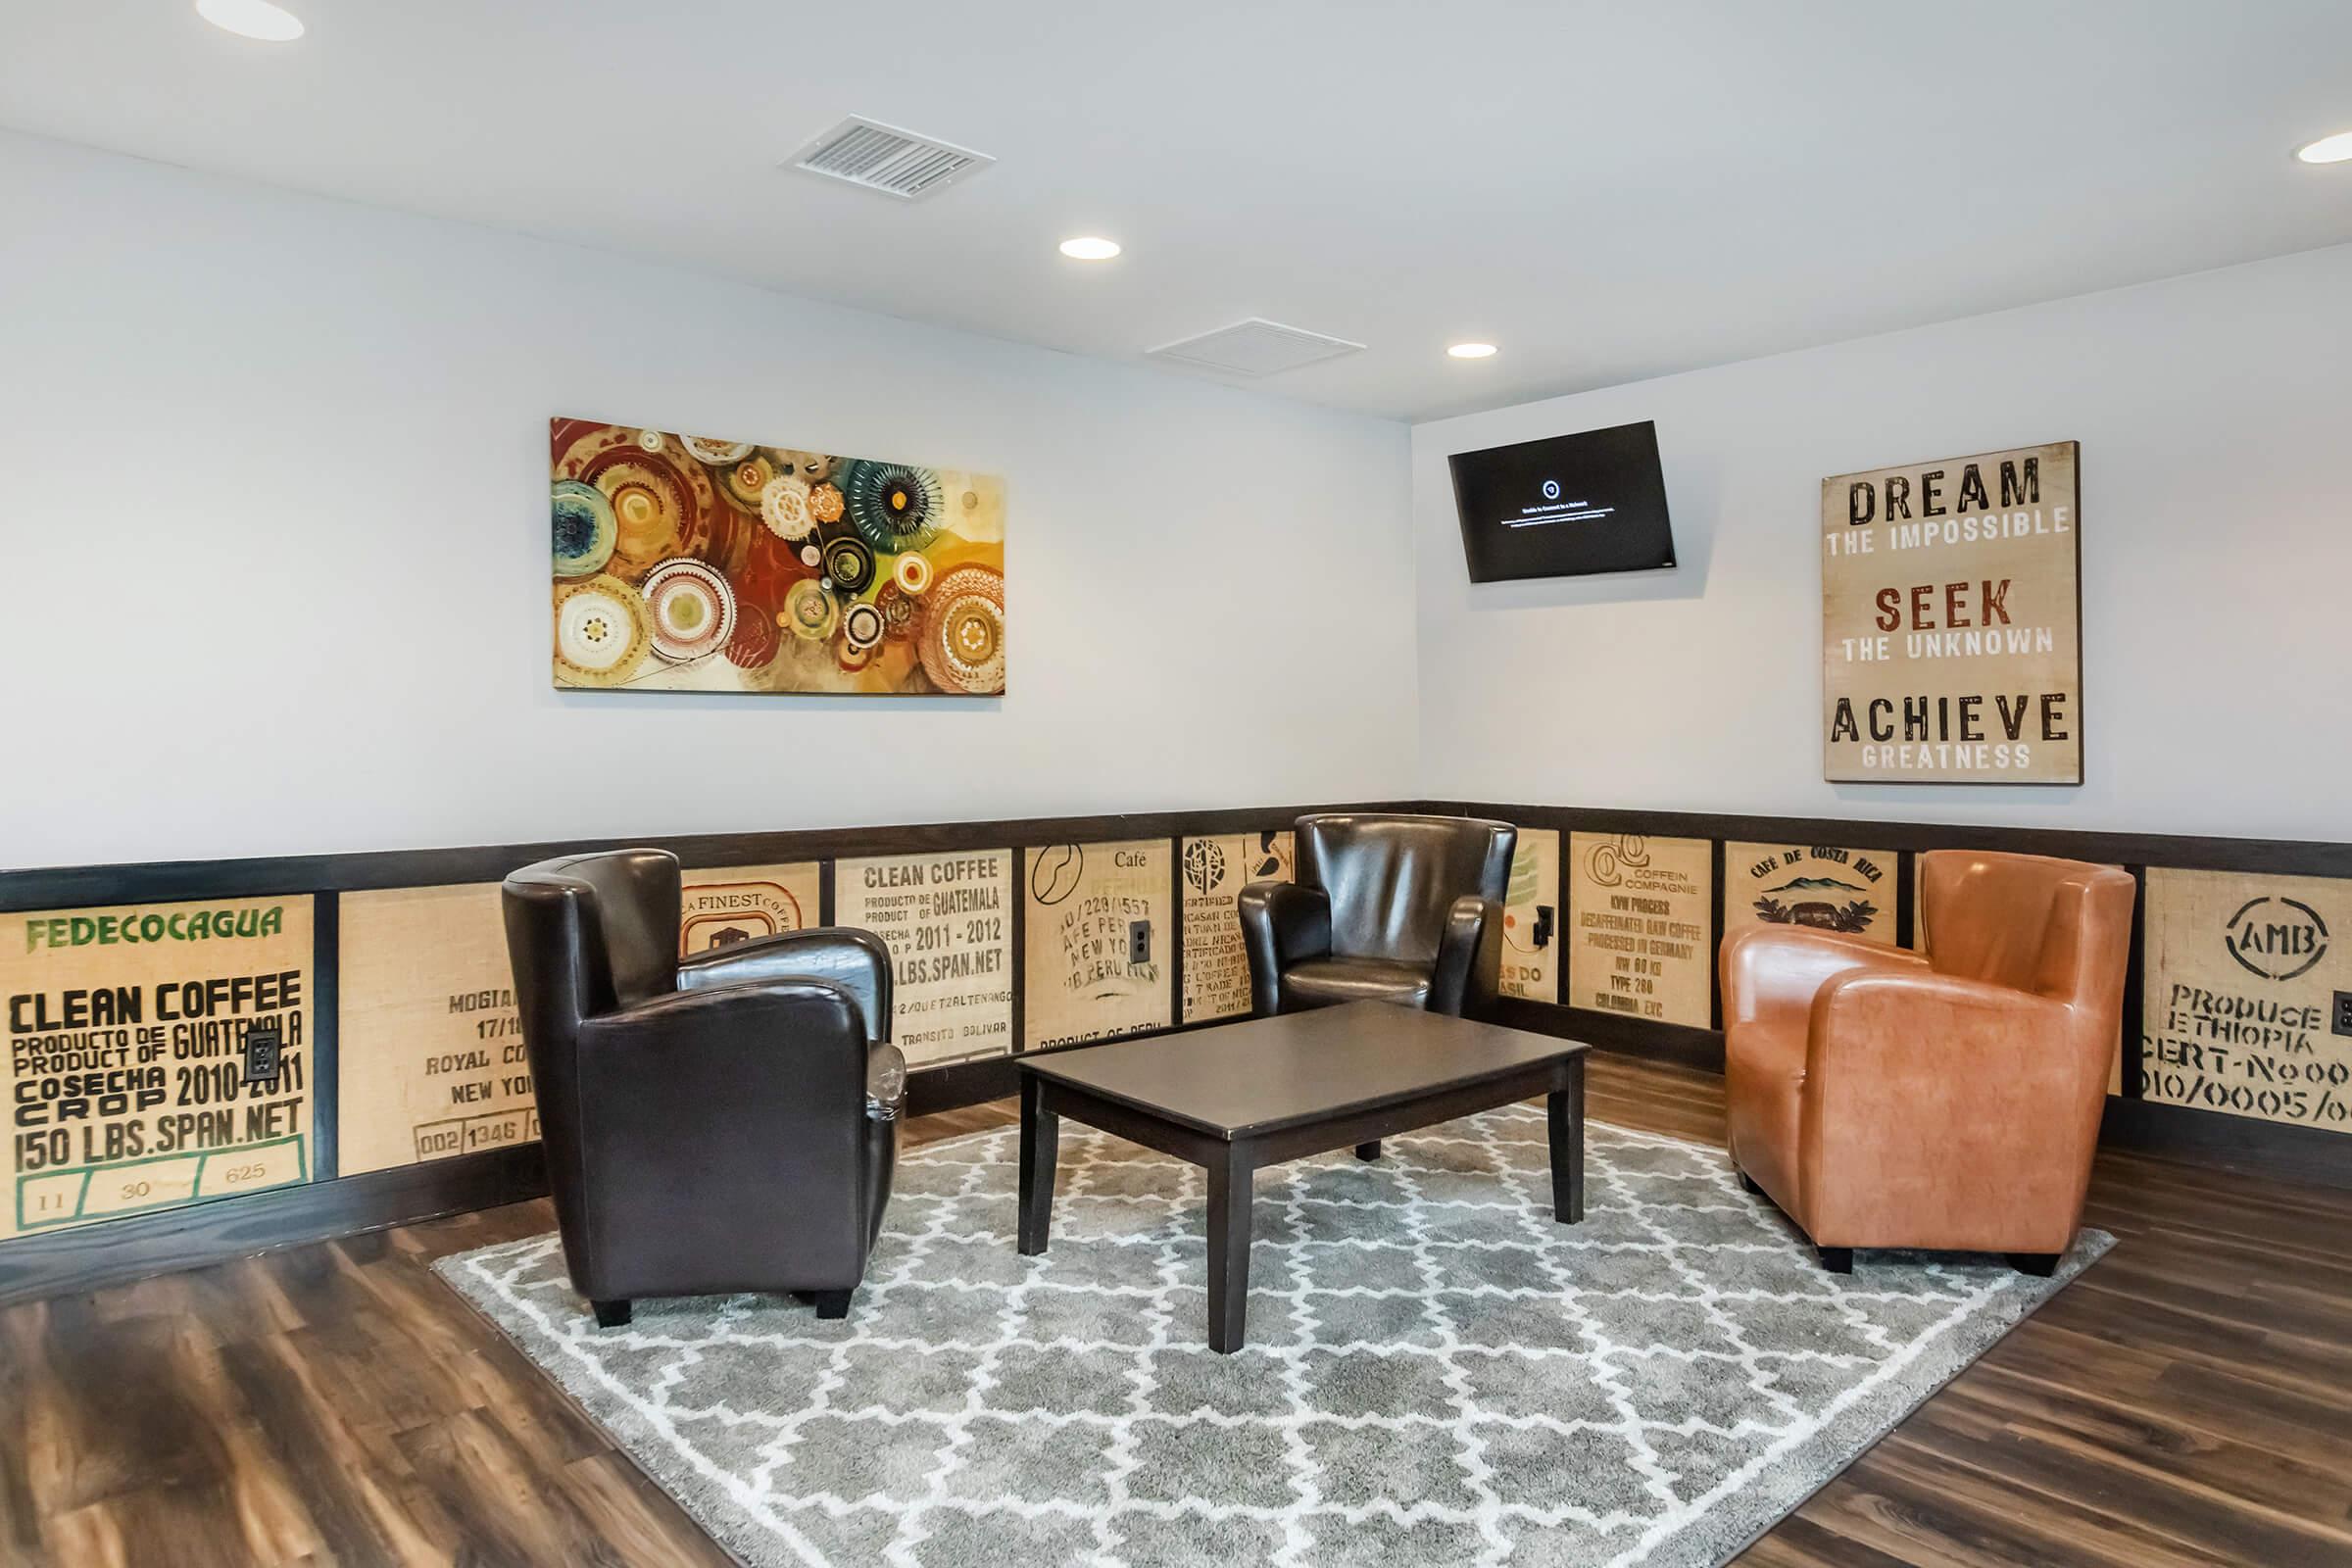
591;1298;632;1328
812;1290;853;1320
1737;1168;1762;1196
1354;1141;1382;1162
2006;1251;2061;1277
1818;1247;1854;1275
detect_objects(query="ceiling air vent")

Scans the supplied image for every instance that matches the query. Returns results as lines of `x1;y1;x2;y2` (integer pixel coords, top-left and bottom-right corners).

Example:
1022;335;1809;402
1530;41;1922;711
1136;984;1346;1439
1147;318;1366;377
787;116;994;201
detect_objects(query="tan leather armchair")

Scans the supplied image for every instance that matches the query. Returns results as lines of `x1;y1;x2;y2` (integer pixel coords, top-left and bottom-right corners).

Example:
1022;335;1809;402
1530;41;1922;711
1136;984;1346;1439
1720;850;2134;1275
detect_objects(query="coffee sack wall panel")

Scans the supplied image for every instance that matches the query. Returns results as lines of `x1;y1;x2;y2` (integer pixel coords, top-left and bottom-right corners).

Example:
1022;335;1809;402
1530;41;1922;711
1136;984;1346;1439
835;851;1014;1069
1498;827;1562;1003
1180;831;1293;1025
1565;834;1713;1028
2142;867;2351;1136
5;897;315;1240
1024;840;1173;1051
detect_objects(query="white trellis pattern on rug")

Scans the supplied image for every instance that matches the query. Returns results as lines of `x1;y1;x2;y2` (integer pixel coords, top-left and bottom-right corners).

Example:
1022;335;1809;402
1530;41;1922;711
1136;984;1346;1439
440;1108;2108;1568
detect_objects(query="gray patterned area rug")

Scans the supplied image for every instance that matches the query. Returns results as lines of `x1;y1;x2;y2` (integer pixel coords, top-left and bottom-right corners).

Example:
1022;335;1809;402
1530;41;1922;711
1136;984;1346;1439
437;1109;2109;1568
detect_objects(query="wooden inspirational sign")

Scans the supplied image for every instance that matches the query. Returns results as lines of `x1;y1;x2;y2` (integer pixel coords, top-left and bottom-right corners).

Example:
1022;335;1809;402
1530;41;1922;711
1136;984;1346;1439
1822;440;2081;784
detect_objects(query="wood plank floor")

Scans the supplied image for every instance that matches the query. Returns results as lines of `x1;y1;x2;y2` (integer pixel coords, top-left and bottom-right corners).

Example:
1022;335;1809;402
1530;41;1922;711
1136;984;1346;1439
2;1057;2347;1567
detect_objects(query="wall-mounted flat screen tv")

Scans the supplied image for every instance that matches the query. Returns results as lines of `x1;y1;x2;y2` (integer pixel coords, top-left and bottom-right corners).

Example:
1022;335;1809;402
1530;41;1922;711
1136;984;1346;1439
1446;419;1676;582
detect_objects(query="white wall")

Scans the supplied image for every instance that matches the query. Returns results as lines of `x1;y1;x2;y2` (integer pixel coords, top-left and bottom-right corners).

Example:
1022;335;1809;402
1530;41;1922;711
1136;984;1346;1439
1412;243;2352;843
0;132;1416;868
11;127;2347;871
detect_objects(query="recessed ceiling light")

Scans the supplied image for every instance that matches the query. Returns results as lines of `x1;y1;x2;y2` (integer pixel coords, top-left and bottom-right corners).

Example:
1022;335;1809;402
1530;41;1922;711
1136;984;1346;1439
2296;130;2352;165
197;0;304;41
1447;342;1498;360
1058;236;1121;261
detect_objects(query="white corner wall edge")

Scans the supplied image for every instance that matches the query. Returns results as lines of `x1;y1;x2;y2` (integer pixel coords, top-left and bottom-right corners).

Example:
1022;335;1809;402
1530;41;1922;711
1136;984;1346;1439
1410;240;2352;845
0;129;1417;869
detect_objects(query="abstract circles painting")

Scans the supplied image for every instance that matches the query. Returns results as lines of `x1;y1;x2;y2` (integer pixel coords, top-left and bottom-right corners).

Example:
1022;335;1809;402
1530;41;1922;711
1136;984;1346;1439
760;474;813;541
841;600;885;653
642;559;736;663
550;417;1004;695
820;534;875;596
916;564;1007;696
842;460;946;554
554;575;652;686
552;423;715;582
783;578;840;643
551;480;615;578
678;435;754;466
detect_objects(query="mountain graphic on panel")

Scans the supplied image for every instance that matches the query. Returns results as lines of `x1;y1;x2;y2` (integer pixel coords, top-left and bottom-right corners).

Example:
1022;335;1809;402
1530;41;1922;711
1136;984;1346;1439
1754;873;1878;933
1763;875;1868;894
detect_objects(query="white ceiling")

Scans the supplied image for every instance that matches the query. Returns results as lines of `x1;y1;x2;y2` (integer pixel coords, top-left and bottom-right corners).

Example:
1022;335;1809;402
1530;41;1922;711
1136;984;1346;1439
6;0;2350;421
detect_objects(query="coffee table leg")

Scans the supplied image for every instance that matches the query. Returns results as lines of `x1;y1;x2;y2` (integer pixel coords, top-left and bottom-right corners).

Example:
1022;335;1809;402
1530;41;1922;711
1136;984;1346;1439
1548;1056;1585;1224
1205;1152;1253;1353
1354;1140;1382;1162
1017;1076;1058;1255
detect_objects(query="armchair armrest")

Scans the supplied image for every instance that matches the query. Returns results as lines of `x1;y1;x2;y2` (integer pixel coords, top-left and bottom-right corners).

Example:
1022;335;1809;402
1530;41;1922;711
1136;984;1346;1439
1238;881;1330;1017
865;1043;907;1123
1428;894;1503;1018
676;925;894;1043
568;979;875;1296
1798;969;2101;1251
581;978;869;1074
1721;925;1923;1043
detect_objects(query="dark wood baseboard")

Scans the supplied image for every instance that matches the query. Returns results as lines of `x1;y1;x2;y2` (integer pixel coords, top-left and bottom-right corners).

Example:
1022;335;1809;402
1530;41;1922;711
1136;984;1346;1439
1491;997;1726;1073
906;1054;1019;1118
0;1143;548;1309
2098;1095;2352;1190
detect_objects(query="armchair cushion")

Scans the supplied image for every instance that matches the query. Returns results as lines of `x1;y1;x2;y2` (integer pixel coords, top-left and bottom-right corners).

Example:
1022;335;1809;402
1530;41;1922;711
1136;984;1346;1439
1278;957;1433;1011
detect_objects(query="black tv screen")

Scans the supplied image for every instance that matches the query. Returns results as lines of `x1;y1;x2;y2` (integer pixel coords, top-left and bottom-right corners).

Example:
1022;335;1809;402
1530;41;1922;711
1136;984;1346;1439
1446;420;1676;582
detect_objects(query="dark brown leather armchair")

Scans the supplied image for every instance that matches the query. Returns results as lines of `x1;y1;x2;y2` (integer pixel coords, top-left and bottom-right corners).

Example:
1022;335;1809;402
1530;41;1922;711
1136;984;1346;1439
1720;850;2134;1275
502;849;905;1326
1240;813;1517;1020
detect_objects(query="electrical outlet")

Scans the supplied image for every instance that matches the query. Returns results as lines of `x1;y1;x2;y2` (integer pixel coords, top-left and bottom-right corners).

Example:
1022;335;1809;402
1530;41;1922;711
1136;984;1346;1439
1128;919;1152;967
243;1018;283;1084
2333;991;2352;1039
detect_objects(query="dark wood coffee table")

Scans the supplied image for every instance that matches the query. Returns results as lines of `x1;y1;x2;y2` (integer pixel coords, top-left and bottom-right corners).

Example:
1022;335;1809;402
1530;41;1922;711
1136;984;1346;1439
1015;1001;1588;1352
